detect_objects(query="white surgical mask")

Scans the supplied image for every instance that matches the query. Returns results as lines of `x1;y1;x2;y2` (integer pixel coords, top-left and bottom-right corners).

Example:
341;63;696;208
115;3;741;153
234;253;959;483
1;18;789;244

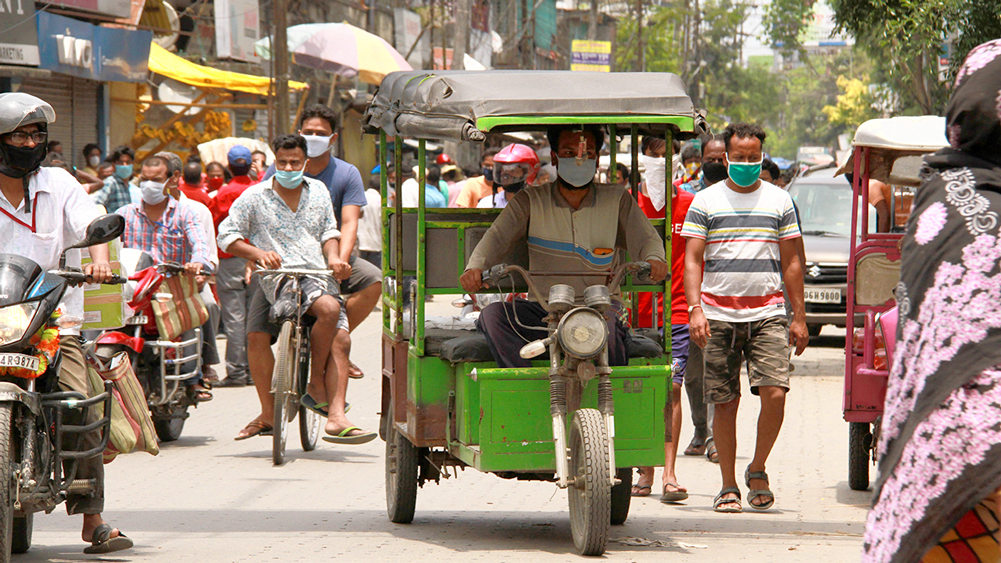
88;155;101;167
303;134;332;158
139;180;167;205
639;154;667;212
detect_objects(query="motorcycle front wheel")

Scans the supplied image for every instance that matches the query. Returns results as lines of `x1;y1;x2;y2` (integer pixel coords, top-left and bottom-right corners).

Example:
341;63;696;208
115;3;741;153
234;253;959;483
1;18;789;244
154;405;187;442
0;402;16;561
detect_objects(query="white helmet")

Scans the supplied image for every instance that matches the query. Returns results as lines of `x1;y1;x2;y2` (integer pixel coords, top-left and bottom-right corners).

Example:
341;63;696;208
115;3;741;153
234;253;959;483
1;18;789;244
0;92;55;136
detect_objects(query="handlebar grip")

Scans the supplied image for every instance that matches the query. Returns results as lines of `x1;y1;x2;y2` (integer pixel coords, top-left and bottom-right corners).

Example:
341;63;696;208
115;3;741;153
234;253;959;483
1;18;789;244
481;264;508;285
108;274;127;284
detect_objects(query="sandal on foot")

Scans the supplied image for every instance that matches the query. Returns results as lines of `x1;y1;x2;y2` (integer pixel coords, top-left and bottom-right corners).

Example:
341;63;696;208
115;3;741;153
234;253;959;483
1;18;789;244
83;524;133;554
744;465;775;510
187;386;212;403
713;487;742;513
684;436;706;456
348;361;364;379
301;394;329;417
660;482;689;503
322;426;377;445
706;439;719;463
234;420;273;441
630;485;652;497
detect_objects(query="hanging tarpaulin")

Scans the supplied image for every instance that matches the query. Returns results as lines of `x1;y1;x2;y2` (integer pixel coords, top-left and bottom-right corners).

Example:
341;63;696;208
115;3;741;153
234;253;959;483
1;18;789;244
147;43;307;95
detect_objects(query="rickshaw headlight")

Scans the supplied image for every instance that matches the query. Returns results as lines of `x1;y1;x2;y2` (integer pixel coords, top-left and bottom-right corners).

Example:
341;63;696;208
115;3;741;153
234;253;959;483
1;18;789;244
557;307;607;359
0;303;38;345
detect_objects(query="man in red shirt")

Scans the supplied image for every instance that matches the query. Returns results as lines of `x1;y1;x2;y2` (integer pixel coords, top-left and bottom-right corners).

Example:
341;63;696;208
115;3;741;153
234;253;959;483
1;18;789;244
211;145;259;387
179;162;212;207
631;141;698;503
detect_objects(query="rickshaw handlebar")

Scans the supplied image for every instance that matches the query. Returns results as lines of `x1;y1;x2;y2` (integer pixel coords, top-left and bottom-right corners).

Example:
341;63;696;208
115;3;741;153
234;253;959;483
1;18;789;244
257;268;335;279
482;262;652;303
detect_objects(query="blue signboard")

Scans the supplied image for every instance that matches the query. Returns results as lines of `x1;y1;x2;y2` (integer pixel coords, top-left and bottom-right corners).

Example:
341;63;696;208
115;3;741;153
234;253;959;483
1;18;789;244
37;11;152;82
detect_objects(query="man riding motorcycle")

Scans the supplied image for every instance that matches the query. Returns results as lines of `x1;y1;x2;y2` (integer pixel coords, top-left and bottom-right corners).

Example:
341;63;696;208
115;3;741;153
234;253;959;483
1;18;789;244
476;143;540;209
460;124;669;367
0;92;131;554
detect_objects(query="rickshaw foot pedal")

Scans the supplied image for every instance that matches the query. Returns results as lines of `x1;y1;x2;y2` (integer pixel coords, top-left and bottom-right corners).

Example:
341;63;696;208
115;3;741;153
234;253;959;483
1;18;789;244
67;479;98;494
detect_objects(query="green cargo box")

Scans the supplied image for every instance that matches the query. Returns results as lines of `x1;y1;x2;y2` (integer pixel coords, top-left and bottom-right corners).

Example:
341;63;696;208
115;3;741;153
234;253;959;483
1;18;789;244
402;354;668;473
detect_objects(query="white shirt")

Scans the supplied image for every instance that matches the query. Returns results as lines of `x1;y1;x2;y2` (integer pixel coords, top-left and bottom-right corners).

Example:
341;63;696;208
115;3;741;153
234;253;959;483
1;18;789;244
476;190;510;209
357;188;382;252
0;167;103;334
401;178;420;208
177;192;218;268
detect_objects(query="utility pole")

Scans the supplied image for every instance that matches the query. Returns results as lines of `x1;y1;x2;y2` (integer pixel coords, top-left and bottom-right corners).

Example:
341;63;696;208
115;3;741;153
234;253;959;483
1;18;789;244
454;0;469;70
588;0;598;40
273;0;289;134
634;0;644;72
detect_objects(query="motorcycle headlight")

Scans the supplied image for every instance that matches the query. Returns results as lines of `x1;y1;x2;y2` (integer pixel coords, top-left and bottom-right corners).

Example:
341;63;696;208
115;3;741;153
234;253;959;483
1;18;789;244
0;302;39;345
557;307;607;359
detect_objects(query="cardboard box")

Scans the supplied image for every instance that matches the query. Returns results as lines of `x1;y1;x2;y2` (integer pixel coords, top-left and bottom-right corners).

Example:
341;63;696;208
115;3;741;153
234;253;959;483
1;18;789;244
81;240;127;330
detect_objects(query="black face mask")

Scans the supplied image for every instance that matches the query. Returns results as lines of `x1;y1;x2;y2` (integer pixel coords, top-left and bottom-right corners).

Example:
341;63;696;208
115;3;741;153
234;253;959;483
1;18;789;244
0;141;47;179
230;162;252;177
504;181;525;195
482;167;493;183
702;162;728;185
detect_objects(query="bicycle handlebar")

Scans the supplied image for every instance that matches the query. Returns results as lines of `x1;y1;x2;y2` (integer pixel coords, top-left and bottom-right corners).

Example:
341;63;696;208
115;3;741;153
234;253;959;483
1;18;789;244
257;268;335;278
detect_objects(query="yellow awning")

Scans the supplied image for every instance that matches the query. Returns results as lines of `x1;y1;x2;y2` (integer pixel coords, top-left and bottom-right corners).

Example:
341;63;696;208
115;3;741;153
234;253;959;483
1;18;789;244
148;43;308;96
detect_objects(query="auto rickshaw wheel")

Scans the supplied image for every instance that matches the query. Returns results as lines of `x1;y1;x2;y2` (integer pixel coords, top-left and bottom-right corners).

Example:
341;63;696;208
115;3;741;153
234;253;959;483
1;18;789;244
385;402;418;523
568;408;610;556
610;467;631;525
849;422;872;491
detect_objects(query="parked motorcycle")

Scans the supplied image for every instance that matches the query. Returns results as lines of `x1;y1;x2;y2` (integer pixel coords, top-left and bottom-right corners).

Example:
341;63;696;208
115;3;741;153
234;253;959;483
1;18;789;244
0;215;125;560
91;249;204;442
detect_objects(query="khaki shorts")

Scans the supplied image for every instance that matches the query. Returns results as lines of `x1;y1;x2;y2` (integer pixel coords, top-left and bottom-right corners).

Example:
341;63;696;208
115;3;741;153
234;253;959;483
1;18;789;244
703;316;790;404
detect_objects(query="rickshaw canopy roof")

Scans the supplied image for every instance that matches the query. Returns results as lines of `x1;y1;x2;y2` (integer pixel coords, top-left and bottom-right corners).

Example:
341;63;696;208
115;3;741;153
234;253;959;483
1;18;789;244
836;116;949;186
362;70;705;142
851;116;948;151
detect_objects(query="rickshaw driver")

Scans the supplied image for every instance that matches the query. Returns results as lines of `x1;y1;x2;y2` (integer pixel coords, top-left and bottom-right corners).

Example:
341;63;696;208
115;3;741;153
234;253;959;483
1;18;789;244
219;134;375;444
460;124;669;368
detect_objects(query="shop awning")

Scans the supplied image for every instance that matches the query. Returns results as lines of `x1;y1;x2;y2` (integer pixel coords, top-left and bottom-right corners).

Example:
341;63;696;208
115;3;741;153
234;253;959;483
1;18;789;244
148;43;308;96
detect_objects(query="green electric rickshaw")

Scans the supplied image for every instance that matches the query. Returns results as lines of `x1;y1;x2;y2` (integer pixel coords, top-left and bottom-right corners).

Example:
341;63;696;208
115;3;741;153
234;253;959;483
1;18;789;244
363;70;705;556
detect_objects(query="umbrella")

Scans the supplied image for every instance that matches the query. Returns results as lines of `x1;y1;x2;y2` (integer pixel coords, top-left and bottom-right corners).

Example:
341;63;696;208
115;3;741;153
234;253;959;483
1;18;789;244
255;23;411;86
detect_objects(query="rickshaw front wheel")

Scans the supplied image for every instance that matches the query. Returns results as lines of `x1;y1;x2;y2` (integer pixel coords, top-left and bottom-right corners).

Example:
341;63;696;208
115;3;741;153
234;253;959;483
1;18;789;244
610;467;632;525
848;422;872;491
568;408;610;556
385;402;418;523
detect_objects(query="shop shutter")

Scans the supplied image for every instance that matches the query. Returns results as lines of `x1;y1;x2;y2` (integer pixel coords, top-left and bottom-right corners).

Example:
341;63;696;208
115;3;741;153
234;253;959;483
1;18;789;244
19;75;100;170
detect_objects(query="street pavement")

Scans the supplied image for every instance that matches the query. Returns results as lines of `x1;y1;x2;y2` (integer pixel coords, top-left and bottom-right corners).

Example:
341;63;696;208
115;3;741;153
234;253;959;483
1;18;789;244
23;305;871;562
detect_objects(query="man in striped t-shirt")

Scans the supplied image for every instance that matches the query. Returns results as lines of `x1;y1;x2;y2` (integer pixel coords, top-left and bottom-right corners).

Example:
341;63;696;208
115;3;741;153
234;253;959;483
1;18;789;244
681;123;808;514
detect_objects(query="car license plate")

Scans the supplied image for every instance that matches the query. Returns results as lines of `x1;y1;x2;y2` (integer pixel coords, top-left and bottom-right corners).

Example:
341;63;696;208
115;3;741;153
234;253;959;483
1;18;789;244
126;314;149;325
804;287;841;304
0;353;39;372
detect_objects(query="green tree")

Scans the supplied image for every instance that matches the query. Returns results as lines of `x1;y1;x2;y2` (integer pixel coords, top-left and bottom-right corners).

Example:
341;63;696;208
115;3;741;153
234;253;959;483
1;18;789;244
822;75;879;127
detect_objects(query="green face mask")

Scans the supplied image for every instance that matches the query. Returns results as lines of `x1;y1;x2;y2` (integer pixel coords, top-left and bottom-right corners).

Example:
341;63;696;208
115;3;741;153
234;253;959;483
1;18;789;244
726;157;762;188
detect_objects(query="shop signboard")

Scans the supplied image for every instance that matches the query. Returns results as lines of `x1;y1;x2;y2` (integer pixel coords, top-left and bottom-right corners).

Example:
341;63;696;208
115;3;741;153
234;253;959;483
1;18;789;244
571;40;611;72
0;0;40;66
37;11;152;82
215;0;259;61
43;0;132;19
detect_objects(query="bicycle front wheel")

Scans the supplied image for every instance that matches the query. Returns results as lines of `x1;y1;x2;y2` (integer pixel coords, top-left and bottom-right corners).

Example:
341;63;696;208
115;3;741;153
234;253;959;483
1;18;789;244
272;321;297;466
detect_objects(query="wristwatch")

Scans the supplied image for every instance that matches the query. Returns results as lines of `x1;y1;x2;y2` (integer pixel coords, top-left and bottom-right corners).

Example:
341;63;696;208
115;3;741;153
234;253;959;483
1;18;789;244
688;304;702;313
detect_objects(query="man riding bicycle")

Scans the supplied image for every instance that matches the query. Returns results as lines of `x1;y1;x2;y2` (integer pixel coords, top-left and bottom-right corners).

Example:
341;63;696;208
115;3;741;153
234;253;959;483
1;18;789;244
218;134;376;444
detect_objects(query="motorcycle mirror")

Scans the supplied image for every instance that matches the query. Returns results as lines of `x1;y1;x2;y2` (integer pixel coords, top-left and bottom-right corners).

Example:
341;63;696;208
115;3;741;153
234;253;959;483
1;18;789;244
519;339;547;359
69;214;126;250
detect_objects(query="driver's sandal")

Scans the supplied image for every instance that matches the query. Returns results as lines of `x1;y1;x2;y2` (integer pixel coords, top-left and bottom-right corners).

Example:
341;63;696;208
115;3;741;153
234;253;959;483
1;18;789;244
713;487;742;513
83;524;133;554
745;465;775;510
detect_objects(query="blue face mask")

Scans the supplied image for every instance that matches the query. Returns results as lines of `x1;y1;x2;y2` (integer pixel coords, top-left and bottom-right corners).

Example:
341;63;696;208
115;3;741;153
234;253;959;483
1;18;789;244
115;163;133;180
274;167;305;189
726;156;762;188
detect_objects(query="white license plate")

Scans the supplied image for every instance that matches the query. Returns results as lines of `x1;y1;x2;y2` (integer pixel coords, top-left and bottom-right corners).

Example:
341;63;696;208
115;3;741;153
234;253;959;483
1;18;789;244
805;287;842;304
0;353;39;372
126;314;149;325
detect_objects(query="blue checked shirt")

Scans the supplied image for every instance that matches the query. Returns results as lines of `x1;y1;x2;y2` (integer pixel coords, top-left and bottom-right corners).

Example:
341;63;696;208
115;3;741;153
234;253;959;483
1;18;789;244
118;197;213;268
92;175;136;213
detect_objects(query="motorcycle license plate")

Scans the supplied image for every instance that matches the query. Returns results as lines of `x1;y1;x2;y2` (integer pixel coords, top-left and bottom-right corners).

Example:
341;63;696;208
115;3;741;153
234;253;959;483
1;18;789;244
126;314;149;325
0;353;39;372
804;287;841;304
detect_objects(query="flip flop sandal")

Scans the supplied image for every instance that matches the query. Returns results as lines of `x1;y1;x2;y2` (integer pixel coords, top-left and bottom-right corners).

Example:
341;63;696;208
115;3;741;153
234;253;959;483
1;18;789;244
713;487;742;513
684;436;707;456
83;524;133;554
187;386;213;403
706;439;719;464
745;465;775;510
234;420;273;441
322;426;377;445
347;361;364;379
660;483;689;503
300;395;350;417
630;485;652;497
